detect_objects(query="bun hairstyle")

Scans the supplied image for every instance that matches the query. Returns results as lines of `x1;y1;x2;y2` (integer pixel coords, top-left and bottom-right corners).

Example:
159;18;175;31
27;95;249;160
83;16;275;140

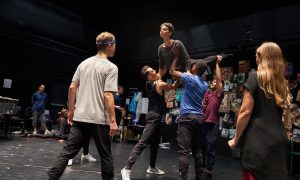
161;22;175;37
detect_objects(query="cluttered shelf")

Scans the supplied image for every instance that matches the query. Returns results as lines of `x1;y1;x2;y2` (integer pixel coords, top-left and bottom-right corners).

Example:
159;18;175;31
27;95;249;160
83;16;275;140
0;96;20;138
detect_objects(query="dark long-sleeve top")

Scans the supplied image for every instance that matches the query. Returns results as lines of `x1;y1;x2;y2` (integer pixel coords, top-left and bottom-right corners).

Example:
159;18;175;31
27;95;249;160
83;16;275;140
158;40;191;71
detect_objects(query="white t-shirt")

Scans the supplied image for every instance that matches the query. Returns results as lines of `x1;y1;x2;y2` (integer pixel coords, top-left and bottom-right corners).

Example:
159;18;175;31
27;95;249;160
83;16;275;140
72;56;118;125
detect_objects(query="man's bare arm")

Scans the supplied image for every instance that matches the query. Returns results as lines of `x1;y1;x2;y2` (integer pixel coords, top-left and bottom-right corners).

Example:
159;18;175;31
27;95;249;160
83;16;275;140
67;82;79;125
104;91;118;136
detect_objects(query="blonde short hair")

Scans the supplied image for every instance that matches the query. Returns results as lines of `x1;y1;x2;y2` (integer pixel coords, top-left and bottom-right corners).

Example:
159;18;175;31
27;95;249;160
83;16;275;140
96;32;115;51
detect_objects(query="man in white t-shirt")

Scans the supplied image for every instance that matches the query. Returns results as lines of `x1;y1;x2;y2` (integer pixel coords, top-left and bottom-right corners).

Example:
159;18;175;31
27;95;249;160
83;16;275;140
48;32;119;180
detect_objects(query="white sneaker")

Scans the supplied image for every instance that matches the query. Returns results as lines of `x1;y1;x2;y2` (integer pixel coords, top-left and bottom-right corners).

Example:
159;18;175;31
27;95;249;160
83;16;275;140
81;154;96;162
146;166;165;175
33;129;37;135
121;167;131;180
68;159;73;166
44;129;52;136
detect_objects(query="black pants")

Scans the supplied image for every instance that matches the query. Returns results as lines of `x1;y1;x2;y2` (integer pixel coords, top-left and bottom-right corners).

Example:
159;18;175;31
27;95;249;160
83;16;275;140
202;123;219;171
82;133;91;155
115;108;122;126
47;121;113;180
127;113;161;169
177;115;204;180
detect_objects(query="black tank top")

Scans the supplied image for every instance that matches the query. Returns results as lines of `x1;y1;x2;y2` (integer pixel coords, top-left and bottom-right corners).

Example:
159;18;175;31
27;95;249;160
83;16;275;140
146;81;166;115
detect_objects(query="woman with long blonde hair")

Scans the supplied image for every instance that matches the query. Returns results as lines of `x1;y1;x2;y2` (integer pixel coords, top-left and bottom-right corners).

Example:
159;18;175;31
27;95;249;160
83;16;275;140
228;42;290;180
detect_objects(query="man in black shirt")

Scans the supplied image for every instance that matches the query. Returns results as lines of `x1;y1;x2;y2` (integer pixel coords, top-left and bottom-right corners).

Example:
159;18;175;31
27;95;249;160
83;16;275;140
121;66;177;180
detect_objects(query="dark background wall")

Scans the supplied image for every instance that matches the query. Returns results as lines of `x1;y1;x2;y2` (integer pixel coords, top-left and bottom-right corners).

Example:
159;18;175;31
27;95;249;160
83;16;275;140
0;0;299;110
119;4;300;92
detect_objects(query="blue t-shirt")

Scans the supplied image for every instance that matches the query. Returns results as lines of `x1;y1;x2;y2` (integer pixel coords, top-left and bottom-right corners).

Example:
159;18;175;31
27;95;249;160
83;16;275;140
180;73;208;116
113;93;125;107
31;92;47;112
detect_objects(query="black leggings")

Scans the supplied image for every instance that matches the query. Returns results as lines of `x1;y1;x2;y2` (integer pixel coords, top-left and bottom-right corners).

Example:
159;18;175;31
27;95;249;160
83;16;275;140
127;113;162;169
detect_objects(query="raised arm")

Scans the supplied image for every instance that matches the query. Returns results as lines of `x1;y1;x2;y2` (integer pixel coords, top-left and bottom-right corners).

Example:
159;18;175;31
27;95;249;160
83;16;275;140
215;55;223;96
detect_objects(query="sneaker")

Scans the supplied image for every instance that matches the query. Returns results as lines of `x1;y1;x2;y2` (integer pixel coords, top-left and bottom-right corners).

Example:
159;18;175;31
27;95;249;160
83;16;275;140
146;166;165;175
68;159;73;166
121;167;131;180
81;154;96;163
44;130;52;136
33;129;37;135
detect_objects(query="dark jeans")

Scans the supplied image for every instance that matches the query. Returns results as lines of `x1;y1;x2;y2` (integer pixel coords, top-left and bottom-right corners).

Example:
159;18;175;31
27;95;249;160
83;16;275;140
202;122;219;171
177;115;204;180
127;113;161;169
47;121;113;180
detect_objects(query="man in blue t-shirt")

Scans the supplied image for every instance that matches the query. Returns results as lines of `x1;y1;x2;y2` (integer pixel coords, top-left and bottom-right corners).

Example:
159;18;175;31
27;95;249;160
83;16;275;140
31;84;51;135
169;47;208;180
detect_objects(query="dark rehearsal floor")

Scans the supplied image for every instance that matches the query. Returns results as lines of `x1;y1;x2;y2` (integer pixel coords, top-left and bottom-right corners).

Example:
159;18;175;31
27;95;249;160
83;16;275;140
1;135;300;180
